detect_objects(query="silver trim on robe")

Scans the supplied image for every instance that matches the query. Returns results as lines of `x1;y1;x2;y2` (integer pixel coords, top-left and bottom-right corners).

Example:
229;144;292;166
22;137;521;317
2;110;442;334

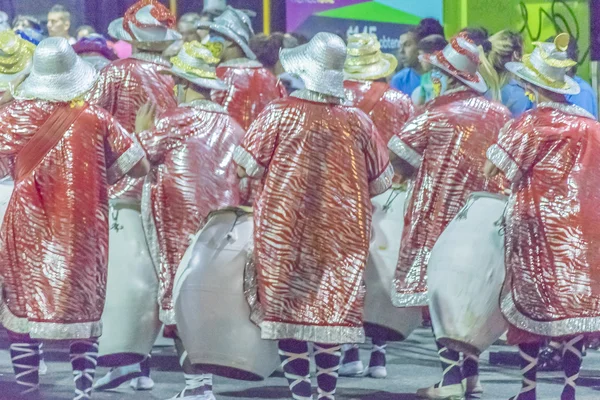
388;136;423;169
233;146;265;179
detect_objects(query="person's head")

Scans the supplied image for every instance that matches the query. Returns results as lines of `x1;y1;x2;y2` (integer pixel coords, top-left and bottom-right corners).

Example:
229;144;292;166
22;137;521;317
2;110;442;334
250;32;298;74
460;27;491;54
47;4;71;39
76;25;96;40
417;34;447;72
398;31;419;69
178;13;202;43
478;30;523;100
414;18;444;41
13;15;41;32
202;7;256;61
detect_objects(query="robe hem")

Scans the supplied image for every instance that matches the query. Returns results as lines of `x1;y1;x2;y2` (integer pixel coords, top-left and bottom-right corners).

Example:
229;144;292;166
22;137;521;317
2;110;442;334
259;321;365;344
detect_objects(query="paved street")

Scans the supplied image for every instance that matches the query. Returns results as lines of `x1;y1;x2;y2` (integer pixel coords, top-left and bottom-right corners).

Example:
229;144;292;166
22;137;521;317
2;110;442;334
1;328;600;399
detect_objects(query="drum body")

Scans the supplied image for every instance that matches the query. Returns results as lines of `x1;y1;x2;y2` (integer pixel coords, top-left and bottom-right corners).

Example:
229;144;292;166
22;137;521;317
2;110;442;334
365;189;421;341
0;178;14;224
428;192;508;356
98;202;162;367
174;210;279;381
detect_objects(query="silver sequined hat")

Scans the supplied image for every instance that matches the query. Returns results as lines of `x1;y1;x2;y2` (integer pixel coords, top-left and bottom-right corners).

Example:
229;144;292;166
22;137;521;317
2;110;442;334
197;6;256;60
505;33;579;95
13;37;98;102
280;32;347;99
108;1;182;44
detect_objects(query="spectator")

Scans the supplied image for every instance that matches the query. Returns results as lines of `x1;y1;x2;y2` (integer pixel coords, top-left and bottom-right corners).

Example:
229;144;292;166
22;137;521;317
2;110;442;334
412;34;447;105
73;34;118;71
47;4;75;44
76;25;96;40
391;18;444;95
460;27;492;54
562;36;598;118
13;15;42;32
479;30;532;117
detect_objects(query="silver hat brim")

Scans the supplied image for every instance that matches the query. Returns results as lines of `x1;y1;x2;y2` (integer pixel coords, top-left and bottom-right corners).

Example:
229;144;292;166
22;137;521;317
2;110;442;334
162;66;228;91
108;18;182;43
197;21;256;60
420;53;488;94
13;58;99;102
280;45;346;99
505;61;580;96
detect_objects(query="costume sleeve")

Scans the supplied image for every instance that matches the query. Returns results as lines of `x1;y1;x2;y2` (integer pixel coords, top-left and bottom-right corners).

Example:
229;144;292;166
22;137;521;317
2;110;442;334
100;108;146;185
486;117;541;184
0;102;34;156
387;111;429;170
362;114;393;197
233;102;282;179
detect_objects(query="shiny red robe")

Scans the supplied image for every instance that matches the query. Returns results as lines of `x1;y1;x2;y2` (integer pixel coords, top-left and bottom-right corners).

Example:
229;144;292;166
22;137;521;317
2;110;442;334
344;80;415;143
0;101;143;339
212;58;286;131
234;91;393;343
139;99;245;325
487;102;600;343
388;88;510;307
87;53;177;202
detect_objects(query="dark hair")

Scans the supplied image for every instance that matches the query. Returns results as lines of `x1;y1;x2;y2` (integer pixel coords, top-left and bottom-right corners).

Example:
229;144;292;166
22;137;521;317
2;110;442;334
49;4;71;19
250;33;282;69
418;34;447;54
12;15;41;31
289;32;308;46
76;25;96;37
460;27;492;54
414;18;444;41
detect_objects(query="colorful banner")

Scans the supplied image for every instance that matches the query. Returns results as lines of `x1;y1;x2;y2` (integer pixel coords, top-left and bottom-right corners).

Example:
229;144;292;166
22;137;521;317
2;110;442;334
286;0;443;53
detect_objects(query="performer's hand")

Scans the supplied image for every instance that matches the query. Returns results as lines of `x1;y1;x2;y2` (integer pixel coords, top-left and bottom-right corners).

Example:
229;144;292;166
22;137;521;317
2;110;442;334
135;101;157;133
237;166;248;178
483;160;500;178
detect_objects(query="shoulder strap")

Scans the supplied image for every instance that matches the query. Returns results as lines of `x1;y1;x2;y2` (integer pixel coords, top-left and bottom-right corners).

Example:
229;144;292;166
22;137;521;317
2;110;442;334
14;103;88;182
357;82;388;114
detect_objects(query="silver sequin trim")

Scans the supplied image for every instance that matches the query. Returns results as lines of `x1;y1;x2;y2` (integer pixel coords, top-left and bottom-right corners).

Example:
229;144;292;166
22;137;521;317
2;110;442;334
259;321;365;344
130;52;172;68
388;136;422;169
501;292;600;337
141;177;161;277
369;163;394;197
539;101;596;120
291;89;346;104
159;307;176;326
390;288;428;308
107;142;146;185
486;144;522;183
233;146;265;179
182;99;227;114
219;58;263;68
0;302;102;339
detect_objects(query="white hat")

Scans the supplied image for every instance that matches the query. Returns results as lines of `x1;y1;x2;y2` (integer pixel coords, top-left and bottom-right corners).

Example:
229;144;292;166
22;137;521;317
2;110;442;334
420;33;488;93
198;6;256;60
164;41;227;91
280;32;347;99
13;37;98;102
109;0;182;44
505;33;579;95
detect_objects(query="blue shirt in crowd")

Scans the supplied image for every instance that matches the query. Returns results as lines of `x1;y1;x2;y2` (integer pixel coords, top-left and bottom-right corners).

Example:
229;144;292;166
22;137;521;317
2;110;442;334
501;79;533;118
390;67;422;96
567;75;598;119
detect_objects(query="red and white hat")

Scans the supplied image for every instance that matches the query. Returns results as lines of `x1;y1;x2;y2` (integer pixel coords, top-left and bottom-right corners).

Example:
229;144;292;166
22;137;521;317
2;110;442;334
108;0;182;44
420;33;487;93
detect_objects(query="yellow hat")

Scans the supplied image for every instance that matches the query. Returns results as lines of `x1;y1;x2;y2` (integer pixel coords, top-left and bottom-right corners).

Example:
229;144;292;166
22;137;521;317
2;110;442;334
0;30;35;90
165;41;227;91
344;33;398;81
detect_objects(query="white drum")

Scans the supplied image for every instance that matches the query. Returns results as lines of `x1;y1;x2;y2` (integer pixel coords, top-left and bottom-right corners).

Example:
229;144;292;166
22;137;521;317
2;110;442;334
0;178;14;224
174;209;280;381
428;192;509;356
365;188;421;341
98;202;162;367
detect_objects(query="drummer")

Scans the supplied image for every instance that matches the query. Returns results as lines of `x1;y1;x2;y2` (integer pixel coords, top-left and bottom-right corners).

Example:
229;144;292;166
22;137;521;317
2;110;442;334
340;33;414;379
136;41;246;400
234;32;393;400
387;33;510;400
484;33;600;400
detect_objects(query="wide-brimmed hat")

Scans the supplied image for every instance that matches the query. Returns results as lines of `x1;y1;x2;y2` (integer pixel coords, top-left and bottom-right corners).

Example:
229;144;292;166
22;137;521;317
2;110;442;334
198;6;256;60
420;33;488;93
344;33;397;81
73;34;118;61
0;30;35;91
108;0;181;44
505;33;579;95
203;0;227;14
280;32;346;99
163;41;227;91
13;37;98;102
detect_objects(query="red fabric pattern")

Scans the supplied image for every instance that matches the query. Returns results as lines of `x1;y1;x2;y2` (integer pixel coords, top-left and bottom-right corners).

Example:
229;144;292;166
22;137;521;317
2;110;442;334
123;0;175;38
